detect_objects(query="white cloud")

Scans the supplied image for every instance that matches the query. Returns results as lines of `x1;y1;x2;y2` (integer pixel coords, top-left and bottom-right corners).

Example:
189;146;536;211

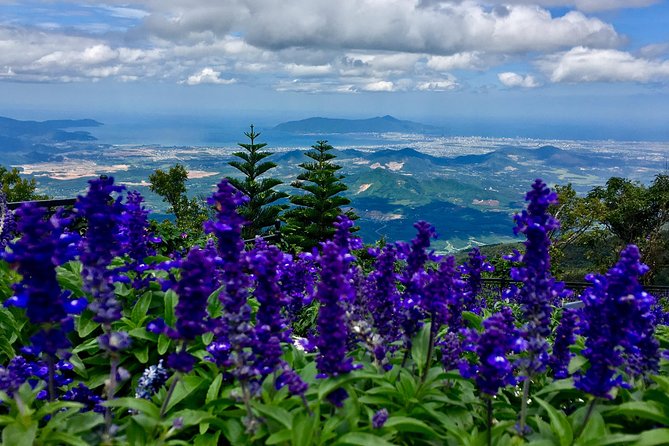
283;63;333;76
416;79;459;90
183;67;237;85
426;52;489;71
420;0;658;13
540;47;669;83
362;80;396;92
498;72;541;87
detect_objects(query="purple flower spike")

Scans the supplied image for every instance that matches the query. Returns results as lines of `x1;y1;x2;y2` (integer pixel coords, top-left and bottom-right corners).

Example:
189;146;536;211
77;176;126;326
510;179;571;376
4;204;81;356
314;240;356;388
0;191;14;249
549;308;580;379
373;408;389;429
460;247;494;312
576;245;659;398
460;307;521;396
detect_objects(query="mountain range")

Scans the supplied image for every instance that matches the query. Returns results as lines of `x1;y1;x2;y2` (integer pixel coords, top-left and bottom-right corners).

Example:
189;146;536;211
273;115;442;134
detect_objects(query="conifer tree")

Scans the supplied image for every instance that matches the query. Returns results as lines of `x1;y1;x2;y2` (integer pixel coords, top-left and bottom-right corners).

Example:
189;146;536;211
227;125;287;238
284;140;356;251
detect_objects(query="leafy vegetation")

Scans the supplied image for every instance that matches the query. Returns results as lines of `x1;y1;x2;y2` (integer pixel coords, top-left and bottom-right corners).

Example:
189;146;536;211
0;174;667;446
0;166;48;202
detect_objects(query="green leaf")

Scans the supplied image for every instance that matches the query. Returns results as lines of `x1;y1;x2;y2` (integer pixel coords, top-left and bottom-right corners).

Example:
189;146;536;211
334;432;396;446
292;412;318;446
134;344;149;364
462;311;483;330
164;290;177;327
2;421;38;446
132;291;153;324
158;334;171;355
252;403;293;430
103;397;160;418
535;397;573;446
64;411;104;435
75;311;99;338
266;429;292;445
206;374;223;404
411;323;431;375
193;432;221;446
164;375;207;413
40;432;89;446
632;429;669;446
608;401;669;426
384;416;440;437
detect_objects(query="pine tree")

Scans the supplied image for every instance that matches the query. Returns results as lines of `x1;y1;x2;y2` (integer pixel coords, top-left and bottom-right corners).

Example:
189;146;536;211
284;140;357;251
227;125;287;238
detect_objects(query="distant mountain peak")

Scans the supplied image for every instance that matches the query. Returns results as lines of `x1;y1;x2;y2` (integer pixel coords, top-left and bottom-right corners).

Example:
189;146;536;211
274;115;442;134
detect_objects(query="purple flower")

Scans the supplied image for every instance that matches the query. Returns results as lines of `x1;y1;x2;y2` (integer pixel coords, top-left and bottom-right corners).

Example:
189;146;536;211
249;241;293;379
372;408;389;429
0;356;34;397
575;245;659;398
396;221;438;347
364;245;401;360
314;238;357;401
275;366;308;396
423;256;466;330
120;190;155;264
279;251;318;320
508;179;571;376
204;180;258;382
0;191;14;249
459;247;494;312
173;247;216;340
548;308;580;379
76;176;126;326
4;204;85;356
62;383;104;413
460;307;521;396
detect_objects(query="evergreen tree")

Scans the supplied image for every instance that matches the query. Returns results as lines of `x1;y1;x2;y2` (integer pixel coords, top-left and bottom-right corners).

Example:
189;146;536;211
284;140;356;251
227;125;287;238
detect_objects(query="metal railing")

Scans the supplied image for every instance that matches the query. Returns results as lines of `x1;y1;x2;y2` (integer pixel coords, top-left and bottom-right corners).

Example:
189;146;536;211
7;198;77;210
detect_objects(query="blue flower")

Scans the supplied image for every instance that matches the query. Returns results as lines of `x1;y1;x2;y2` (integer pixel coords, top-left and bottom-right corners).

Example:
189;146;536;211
314;240;356;381
460;307;521;396
372;408;389;429
0;191;14;249
459;247;494;312
509;179;571;376
548;308;580;379
135;360;170;399
4;204;85;356
575;245;659;398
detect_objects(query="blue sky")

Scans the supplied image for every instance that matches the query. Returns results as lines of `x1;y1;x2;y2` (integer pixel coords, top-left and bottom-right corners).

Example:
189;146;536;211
0;0;668;140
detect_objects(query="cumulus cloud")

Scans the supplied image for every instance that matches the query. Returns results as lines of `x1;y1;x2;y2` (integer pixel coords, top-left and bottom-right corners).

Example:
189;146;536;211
0;0;666;91
498;72;541;87
539;47;669;83
183;67;237;85
419;0;658;13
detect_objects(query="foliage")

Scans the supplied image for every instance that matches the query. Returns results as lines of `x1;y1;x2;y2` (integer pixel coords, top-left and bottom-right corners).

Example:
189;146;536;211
227;125;287;239
284;141;357;251
551;175;669;282
0;165;48;202
0;176;667;446
148;164;207;234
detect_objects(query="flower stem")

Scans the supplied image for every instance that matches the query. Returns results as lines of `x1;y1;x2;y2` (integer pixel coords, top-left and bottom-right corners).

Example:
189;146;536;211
160;374;180;418
487;397;493;446
46;354;56;402
518;377;531;436
421;320;436;384
104;353;119;442
572;398;597;445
